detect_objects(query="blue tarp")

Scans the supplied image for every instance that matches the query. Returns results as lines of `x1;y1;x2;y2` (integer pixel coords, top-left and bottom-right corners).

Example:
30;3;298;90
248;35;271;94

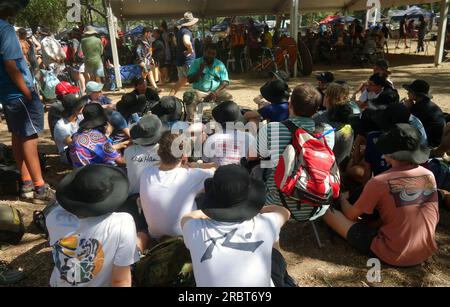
125;25;144;37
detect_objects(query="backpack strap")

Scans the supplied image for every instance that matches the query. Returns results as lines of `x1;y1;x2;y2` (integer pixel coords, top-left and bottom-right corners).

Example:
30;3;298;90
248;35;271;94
281;120;298;135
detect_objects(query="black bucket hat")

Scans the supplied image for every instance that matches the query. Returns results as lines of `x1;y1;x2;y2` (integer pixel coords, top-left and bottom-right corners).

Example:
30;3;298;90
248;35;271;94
402;80;432;98
371;88;399;108
212;101;245;125
260;80;290;103
198;165;266;223
374;123;431;164
151;96;183;122
130;114;163;146
374;59;391;74
371;103;411;131
56;165;129;218
316;72;334;83
79;103;108;129
61;94;86;118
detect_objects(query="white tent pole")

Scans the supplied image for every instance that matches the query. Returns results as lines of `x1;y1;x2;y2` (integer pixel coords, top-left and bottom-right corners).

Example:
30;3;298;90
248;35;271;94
291;0;299;78
106;0;122;89
435;0;449;66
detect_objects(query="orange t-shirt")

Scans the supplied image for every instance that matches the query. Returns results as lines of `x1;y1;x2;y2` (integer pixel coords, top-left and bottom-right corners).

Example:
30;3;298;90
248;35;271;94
354;165;439;267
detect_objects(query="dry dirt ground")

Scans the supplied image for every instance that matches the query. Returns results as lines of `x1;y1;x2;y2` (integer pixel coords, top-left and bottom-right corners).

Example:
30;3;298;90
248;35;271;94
1;51;450;287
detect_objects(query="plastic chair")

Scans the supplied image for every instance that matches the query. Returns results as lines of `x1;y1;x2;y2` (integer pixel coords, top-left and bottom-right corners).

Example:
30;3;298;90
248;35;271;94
226;50;236;72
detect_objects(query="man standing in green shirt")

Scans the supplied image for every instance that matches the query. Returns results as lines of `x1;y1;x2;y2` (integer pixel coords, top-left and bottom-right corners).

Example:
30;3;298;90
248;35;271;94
81;26;104;83
187;44;232;122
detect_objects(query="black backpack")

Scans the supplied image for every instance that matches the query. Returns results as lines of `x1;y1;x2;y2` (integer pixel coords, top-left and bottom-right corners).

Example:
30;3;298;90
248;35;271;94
0;205;25;245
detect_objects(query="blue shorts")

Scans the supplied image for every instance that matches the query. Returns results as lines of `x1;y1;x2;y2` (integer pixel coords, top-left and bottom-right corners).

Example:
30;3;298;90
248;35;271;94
3;91;44;138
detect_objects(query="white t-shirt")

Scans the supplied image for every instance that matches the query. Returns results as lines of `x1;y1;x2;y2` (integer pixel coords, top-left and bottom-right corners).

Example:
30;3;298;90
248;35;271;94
182;212;284;287
46;205;140;287
54;117;82;161
140;167;214;239
202;130;257;166
359;89;382;104
124;144;160;195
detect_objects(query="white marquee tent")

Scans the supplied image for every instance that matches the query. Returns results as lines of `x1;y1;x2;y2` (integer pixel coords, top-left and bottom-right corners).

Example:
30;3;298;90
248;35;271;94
103;0;448;87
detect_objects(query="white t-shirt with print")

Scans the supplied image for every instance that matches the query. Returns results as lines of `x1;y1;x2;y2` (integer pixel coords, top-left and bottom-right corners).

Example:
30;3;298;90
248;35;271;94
46;205;140;287
140;167;214;239
124;144;160;195
182;212;284;287
54;117;81;158
202;130;257;166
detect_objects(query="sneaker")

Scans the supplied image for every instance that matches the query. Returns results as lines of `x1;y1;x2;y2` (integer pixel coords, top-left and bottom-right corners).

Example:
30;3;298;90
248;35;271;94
32;184;55;205
0;264;25;285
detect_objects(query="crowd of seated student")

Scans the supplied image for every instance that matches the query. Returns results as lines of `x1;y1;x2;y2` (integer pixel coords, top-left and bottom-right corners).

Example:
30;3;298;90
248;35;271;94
43;52;449;287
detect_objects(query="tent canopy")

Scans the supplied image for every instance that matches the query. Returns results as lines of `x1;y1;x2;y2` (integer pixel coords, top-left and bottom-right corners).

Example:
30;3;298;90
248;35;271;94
111;0;440;20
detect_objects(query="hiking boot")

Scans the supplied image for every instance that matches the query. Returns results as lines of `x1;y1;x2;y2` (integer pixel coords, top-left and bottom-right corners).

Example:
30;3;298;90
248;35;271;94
32;184;55;205
0;264;25;285
20;184;34;200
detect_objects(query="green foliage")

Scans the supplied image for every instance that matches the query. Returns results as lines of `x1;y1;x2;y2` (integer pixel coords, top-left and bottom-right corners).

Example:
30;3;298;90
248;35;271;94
14;0;66;31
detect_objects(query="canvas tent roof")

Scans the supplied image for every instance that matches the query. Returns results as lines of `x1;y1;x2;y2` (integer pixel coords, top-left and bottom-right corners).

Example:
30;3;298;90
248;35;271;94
111;0;440;20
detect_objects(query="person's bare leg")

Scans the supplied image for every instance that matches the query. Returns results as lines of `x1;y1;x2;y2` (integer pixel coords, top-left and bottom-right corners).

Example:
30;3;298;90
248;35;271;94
323;209;357;239
160;67;168;84
147;71;158;90
170;77;187;96
21;135;45;187
11;134;31;182
79;73;86;94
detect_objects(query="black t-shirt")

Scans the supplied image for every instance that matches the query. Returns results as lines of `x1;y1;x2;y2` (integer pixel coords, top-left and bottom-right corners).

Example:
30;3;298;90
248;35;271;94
410;99;445;147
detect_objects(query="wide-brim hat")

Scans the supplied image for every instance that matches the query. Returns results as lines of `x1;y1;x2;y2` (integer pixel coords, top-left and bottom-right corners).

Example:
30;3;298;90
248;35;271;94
61;94;86;118
198;165;266;223
79;103;108;129
178;12;199;27
374;123;431;164
151;96;183;122
130;114;163;146
212;101;246;125
402;80;432;99
56;164;129;218
86;81;104;95
269;70;290;83
84;25;98;35
371;103;410;131
260;80;290;103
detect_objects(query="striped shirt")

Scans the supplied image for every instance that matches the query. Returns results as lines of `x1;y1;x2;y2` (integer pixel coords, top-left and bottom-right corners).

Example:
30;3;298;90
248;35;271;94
258;117;335;221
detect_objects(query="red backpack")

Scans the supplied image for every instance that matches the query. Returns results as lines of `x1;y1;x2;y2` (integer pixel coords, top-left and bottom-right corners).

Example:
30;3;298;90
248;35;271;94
274;120;340;209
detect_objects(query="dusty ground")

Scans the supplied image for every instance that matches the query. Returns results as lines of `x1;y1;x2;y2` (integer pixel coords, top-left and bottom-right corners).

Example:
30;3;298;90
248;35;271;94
1;50;450;287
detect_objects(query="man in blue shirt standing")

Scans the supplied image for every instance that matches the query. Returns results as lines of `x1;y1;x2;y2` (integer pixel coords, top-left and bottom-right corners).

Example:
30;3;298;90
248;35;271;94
186;43;232;122
0;0;53;203
169;12;198;97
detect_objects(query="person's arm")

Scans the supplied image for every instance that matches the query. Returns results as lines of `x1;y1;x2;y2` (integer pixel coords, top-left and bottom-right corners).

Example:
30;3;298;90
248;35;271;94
244;110;262;122
4;60;32;101
183;34;194;57
63;135;73;146
259;205;291;223
339;192;365;221
181;209;209;230
188;61;205;84
111;265;132;287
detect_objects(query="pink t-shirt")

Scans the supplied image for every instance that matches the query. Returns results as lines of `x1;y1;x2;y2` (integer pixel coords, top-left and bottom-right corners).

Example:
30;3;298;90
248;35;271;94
354;165;439;266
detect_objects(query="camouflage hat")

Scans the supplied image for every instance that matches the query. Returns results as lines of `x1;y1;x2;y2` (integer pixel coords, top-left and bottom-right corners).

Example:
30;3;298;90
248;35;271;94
183;91;196;106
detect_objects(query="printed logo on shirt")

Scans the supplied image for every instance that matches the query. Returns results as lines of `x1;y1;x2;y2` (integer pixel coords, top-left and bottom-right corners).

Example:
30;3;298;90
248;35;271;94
388;175;438;208
201;228;264;262
131;155;159;163
53;235;105;285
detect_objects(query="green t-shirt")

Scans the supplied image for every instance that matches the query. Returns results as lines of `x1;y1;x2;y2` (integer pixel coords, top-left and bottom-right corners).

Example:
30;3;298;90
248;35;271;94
188;57;229;93
81;36;103;68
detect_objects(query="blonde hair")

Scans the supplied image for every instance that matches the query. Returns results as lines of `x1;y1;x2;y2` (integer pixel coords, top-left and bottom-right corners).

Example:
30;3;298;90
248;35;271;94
324;83;350;107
